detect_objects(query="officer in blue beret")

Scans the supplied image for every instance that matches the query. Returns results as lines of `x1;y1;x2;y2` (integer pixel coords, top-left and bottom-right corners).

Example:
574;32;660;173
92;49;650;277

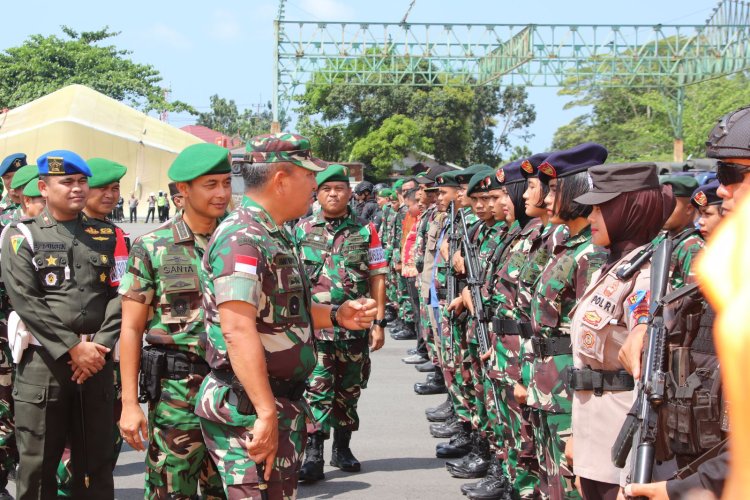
1;150;121;499
0;153;28;214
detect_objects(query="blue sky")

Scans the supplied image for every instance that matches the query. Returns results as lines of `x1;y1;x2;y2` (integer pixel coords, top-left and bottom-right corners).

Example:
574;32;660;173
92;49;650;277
1;0;719;155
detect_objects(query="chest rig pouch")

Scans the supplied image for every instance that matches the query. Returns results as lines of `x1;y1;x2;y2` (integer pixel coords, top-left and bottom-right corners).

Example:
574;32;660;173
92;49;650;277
665;297;724;458
160;246;201;324
300;227;328;283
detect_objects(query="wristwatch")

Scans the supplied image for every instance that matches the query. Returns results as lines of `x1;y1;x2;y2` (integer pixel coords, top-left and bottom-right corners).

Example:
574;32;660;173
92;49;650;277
373;318;388;328
330;304;341;327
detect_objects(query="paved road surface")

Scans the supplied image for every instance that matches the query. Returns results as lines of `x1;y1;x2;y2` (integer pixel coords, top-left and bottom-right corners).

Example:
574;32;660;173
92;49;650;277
10;221;464;499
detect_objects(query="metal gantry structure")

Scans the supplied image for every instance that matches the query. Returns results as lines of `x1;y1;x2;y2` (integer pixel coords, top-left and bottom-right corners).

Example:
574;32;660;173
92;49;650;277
272;0;750;160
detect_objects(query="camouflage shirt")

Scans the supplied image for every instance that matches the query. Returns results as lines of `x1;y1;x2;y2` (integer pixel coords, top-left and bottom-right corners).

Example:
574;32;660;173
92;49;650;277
379;204;394;261
391;205;408;264
0;206;22;227
527;226;607;413
652;227;704;289
196;196;316;430
118;212;213;357
414;204;437;273
294;209;387;341
0;194;14;213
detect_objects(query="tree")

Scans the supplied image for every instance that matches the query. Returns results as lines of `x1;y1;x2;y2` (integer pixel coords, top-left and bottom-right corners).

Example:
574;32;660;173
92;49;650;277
349;115;433;178
197;95;289;141
0;26;194;113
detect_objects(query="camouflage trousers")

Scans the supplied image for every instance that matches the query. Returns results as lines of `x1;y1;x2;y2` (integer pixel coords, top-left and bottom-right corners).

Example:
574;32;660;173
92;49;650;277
463;323;486;434
396;273;415;324
57;362;124;497
418;295;436;362
0;342;16;487
530;410;579;500
499;384;541;499
200;412;306;500
146;372;225;499
443;313;473;424
306;337;371;435
385;267;399;308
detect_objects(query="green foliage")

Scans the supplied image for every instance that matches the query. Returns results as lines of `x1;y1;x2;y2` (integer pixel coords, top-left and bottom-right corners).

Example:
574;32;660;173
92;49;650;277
0;26;194;113
295;54;536;177
196;95;288;141
349;115;433;178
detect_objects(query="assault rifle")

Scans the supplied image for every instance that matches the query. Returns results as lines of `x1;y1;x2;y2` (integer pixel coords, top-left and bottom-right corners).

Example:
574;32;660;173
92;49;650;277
611;239;673;496
444;202;460;355
459;208;502;413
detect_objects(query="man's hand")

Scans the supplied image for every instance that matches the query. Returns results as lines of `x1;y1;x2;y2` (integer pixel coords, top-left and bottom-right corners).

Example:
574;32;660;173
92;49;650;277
440;240;450;261
453;251;465;274
68;342;109;382
624;481;669;500
513;382;527;404
447;295;464;315
370;325;385;351
244;414;279;481
564;436;574;467
460;287;475;315
68;361;94;384
119;402;149;452
338;298;378;331
618;325;647;379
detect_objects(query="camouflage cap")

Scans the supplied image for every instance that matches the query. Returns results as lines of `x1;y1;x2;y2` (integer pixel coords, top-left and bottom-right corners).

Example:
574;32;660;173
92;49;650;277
10;164;40;190
247;132;326;172
169;143;232;182
22;177;41;197
87;158;127;188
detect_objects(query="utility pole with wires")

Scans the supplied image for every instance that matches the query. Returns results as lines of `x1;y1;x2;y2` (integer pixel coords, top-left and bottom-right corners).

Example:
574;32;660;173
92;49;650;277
401;0;416;24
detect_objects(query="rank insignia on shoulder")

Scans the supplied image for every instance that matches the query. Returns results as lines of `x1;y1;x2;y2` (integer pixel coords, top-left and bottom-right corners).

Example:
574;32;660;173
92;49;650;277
100;272;108;283
85;227;100;235
10;235;25;254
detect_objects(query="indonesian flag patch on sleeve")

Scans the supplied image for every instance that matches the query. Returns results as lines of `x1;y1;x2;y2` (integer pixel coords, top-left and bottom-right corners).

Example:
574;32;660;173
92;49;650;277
234;255;258;275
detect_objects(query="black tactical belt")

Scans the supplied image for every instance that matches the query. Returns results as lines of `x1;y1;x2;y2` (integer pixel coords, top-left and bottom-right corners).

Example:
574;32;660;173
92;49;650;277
491;318;534;339
530;335;572;357
567;368;634;396
160;348;210;379
212;369;307;416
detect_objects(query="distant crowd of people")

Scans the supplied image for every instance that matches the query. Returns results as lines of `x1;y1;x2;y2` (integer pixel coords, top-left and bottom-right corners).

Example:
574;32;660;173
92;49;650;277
123;184;184;223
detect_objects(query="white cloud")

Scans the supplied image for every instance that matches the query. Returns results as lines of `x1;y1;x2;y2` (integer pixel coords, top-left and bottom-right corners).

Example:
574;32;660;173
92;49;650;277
210;9;242;41
298;0;355;21
147;24;192;50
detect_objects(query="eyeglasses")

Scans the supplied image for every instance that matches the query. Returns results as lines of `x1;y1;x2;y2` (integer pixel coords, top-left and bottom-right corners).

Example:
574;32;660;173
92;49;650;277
716;161;750;186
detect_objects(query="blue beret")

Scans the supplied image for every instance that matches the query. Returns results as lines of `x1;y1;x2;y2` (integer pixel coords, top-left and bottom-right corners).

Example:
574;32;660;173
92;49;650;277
519;152;551;179
494;159;525;187
691;181;722;208
37;150;92;177
0;153;27;176
538;143;608;184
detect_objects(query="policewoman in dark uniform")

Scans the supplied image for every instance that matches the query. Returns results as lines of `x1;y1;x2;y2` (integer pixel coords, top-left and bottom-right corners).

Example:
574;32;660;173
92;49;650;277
567;163;675;500
1;151;121;500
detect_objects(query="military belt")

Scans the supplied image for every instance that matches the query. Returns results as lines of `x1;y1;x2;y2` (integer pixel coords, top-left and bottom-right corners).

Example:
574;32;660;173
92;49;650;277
211;369;307;416
156;348;210;379
567;368;634;397
491;318;534;339
530;335;572;357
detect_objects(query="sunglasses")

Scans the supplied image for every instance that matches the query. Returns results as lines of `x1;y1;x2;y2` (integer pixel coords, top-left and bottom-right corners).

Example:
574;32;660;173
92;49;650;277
716;161;750;186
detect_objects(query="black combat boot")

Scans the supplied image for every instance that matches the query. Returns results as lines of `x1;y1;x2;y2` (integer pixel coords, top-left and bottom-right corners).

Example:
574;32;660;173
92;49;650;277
298;432;325;482
446;432;491;479
436;421;472;458
391;322;417;340
426;401;454;422
416;360;437;372
425;395;451;415
414;368;447;395
384;304;397;322
466;456;513;500
430;414;462;438
330;428;361;472
461;455;503;496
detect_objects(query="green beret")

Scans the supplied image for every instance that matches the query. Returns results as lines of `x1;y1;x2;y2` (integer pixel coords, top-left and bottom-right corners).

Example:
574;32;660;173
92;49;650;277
87;158;127;188
316;164;350;186
393;179;405;191
378;188;394;198
10;164;39;190
169;143;232;182
466;171;493;195
390;191;398;201
455;164;492;185
436;171;461;188
661;175;699;198
22;178;41;197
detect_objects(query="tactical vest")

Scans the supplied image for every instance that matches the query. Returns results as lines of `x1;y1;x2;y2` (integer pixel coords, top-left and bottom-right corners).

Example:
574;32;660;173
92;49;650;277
665;299;727;462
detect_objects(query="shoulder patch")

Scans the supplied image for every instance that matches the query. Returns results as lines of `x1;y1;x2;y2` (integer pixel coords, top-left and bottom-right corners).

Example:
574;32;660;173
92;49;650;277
10;234;25;254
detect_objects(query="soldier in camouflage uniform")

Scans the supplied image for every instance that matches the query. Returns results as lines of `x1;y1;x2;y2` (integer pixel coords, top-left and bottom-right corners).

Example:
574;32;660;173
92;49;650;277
57;159;131;497
2;151;121;499
528;143;608;500
391;178;418;340
654;175;705;289
294;164;387;482
118;143;231;499
195;133;377;499
379;189;400;320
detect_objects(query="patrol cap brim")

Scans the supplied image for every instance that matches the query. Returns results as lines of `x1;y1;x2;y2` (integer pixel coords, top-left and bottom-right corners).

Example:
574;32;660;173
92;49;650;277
573;190;621;206
575;162;660;206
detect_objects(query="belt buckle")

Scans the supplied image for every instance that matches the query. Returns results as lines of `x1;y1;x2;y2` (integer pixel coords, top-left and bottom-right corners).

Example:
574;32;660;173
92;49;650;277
531;337;543;357
591;370;604;397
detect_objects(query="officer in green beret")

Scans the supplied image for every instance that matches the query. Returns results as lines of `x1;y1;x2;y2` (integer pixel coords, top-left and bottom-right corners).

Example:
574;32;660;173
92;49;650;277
0;164;39;225
294;164;387;482
20;179;45;218
654;175;704;289
118;143;231;499
2;150;122;499
56;158;130;498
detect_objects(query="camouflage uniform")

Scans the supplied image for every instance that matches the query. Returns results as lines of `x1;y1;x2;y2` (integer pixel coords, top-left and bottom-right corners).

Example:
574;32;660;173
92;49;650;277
197;196;316;499
528;226;605;499
380;205;399;310
293;209;387;434
652;227;704;289
414;205;437;354
118;213;224;499
392;205;415;325
0;206;21;228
